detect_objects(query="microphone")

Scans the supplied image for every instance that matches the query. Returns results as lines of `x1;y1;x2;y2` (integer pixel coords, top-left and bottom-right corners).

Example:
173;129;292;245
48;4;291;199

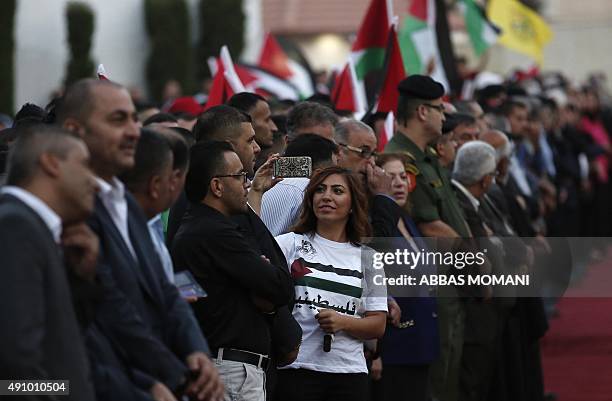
323;334;334;352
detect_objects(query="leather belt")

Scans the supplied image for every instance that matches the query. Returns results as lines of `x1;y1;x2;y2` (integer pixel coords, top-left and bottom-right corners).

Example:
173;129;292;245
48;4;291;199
214;348;270;370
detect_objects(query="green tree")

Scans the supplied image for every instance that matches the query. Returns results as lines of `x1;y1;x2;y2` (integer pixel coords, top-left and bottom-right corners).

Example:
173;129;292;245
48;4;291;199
145;0;194;103
0;0;17;115
64;2;96;86
197;0;245;79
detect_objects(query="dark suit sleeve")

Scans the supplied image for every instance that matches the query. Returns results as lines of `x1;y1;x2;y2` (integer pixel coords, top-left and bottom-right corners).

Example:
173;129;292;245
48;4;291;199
94;254;188;392
370;194;402;238
270;306;302;358
157;269;211;358
0;215;50;384
90;363;154;401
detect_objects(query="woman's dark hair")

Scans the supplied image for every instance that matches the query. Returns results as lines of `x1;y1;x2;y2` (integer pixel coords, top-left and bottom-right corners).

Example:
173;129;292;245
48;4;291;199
293;166;371;245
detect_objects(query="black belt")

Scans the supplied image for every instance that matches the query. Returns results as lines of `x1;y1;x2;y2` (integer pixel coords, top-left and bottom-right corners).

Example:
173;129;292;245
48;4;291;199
214;348;270;370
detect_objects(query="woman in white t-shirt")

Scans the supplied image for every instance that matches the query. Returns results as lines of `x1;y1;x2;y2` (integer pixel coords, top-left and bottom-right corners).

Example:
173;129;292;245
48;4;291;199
274;166;388;401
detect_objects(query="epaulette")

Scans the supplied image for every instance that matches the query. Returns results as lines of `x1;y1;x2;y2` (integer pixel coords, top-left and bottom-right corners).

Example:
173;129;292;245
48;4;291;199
405;163;420;176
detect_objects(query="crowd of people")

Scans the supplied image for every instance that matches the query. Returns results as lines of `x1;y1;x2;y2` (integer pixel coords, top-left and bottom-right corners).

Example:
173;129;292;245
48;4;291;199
1;65;611;401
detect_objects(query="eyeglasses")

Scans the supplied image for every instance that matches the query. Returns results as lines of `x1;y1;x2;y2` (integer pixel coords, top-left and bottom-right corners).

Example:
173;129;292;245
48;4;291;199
421;103;446;113
214;171;249;184
338;143;378;159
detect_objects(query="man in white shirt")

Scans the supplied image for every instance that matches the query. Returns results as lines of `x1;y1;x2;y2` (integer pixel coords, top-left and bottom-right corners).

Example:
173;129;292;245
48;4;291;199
58;78;223;401
0;125;98;401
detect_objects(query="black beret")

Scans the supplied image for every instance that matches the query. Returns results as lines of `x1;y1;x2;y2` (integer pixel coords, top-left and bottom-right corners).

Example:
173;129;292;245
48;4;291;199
397;75;445;100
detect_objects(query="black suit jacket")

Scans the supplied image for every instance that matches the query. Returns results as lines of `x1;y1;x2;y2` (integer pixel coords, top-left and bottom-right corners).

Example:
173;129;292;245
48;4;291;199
0;194;95;401
370;194;403;238
87;191;209;391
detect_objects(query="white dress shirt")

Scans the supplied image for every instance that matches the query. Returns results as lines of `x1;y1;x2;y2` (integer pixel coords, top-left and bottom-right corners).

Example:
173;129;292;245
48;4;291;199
451;179;480;211
95;177;137;259
1;186;62;243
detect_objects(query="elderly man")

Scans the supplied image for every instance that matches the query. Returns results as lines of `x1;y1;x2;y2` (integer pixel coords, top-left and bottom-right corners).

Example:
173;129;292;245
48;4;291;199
334;119;399;237
451;141;503;401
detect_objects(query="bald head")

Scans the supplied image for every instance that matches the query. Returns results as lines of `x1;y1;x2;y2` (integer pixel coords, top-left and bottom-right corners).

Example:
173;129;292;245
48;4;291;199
57;78;125;124
480;129;512;161
480;129;507;149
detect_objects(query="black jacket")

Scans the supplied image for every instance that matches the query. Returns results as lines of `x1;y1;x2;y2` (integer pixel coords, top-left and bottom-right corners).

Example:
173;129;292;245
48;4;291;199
0;194;96;401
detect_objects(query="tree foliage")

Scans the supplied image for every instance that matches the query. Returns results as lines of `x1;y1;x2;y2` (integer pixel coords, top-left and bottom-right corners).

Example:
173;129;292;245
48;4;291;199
65;2;96;86
197;0;245;79
0;0;17;115
144;0;194;103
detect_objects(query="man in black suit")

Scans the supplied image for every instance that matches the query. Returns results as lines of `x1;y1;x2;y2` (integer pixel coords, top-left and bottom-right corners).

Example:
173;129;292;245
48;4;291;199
450;140;501;401
0;125;98;400
172;141;295;401
57;79;223;401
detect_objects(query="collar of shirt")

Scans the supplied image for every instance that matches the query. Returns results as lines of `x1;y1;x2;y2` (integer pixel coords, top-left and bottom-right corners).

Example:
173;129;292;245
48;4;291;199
95;176;137;259
1;186;63;243
95;176;125;202
391;131;427;162
451;179;480;210
148;214;163;238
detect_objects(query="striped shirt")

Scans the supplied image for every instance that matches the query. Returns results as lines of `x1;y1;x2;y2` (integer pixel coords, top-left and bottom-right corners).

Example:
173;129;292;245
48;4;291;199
261;177;309;236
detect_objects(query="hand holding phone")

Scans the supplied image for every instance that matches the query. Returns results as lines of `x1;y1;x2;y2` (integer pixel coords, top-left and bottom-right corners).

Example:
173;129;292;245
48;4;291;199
273;156;312;178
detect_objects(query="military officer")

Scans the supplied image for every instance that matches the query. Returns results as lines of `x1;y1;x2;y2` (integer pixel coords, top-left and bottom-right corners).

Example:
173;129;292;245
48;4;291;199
384;75;471;401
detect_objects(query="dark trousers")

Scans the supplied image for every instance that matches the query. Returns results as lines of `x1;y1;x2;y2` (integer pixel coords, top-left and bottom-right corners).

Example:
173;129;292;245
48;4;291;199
371;364;430;401
274;368;368;401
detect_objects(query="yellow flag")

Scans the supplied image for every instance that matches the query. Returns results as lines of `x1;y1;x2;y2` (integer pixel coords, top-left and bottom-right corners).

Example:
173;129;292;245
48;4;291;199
487;0;553;65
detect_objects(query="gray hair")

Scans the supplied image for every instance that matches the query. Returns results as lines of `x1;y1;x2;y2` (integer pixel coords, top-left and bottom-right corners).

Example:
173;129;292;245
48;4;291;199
286;101;338;141
334;119;373;145
452;140;497;186
6;125;81;186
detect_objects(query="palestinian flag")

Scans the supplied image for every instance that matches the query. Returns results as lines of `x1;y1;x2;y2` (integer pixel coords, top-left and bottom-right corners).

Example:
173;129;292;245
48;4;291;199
204;46;246;111
374;24;406;114
238;64;302;100
398;0;460;94
290;258;363;302
377;111;395;152
351;0;393;81
330;59;367;119
258;33;315;98
458;0;500;57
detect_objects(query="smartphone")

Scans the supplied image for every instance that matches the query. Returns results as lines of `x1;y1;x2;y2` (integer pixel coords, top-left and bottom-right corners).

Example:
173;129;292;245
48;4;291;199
174;270;207;299
273;156;312;178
